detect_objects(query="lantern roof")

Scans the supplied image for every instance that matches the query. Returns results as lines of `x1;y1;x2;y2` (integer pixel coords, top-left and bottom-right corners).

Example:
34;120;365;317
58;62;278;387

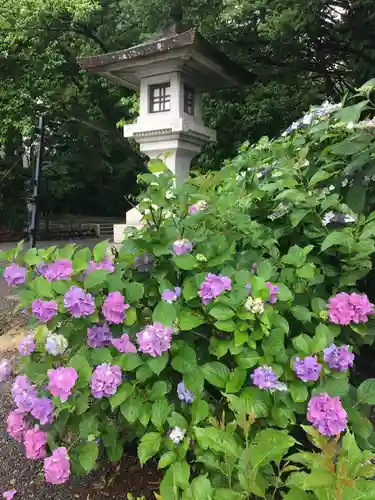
77;25;254;91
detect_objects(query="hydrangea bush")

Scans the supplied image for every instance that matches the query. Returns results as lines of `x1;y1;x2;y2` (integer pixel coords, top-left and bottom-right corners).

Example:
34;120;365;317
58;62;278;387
3;82;375;499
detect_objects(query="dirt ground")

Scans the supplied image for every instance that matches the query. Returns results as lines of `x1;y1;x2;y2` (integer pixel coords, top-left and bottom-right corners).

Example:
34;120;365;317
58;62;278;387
0;295;161;500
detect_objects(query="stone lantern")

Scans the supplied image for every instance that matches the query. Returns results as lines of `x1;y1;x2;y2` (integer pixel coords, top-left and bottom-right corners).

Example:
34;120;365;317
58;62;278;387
78;25;253;243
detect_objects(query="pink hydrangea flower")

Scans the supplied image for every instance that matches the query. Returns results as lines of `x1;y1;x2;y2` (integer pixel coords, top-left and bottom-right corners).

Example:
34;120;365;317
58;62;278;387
30;397;54;425
307;393;347;436
44;447;70;484
64;286;95;318
198;273;232;305
111;334;137;353
32;299;58;323
294;356;322;382
323;344;354;372
328;292;374;325
102;292;129;324
0;359;12;383
87;257;115;274
40;260;72;281
3;264;26;287
7;410;28;442
87;323;112;348
24;426;47;459
47;367;78;402
90;363;122;398
137;322;173;357
3;490;17;500
11;376;37;412
18;335;35;356
188;200;207;214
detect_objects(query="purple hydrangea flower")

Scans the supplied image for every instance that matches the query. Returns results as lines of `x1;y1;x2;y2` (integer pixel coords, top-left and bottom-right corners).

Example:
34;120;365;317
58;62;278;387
3;490;17;500
265;282;279;303
251;366;280;390
3;264;27;287
137;322;173;357
40;260;72;282
102;292;129;324
323;344;354;372
294;356;322;382
307;393;347;436
111;334;137;353
47;367;78;402
198;273;232;305
31;299;58;323
87;324;112;348
251;263;257;273
87;257;115;274
11;375;38;412
244;283;251;295
90;363;122;398
30;397;54;425
134;253;155;272
177;381;195;403
64;286;95;318
161;287;181;303
0;359;12;382
18;335;35;356
172;239;193;255
44;447;70;485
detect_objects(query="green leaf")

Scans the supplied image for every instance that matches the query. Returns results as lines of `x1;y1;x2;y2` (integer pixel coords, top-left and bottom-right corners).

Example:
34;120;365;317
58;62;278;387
152;301;177;326
84;269;108;289
290;381;308;402
283;487;314;500
171;346;197;374
139;402;152;427
214;320;236;332
209;305;235;321
314;376;349;398
292;306;312;322
321;231;351;251
150;381;170;401
250;429;295;468
262;328;285;356
110;382;134;409
169;461;190;490
90;348;113;365
125;282;144;302
192;399;209;424
277;284;293;302
296;263;316;280
214;489;243;500
226;388;272;418
68;354;92;387
148;158;168;173
194;427;240;457
202;362;230;388
138;432;161;465
292;334;312;354
311;324;334;353
120;394;143;423
190;476;213;500
281;246;307;268
73;247;91;270
311;299;327;315
33;277;54;298
79;413;98;439
168;411;188;429
151;399;171;429
182;276;199;301
235;349;260;369
346;181;366;214
257;261;274;280
184;370;205;394
290;209;309;227
173;254;198;270
158;451;177;469
226;367;247;393
79;442;98;473
136;365;154;382
357;379;375;404
124;307;137;325
24;248;42;266
179;310;204;330
93;240;109;262
117;353;143;371
147;353;169;375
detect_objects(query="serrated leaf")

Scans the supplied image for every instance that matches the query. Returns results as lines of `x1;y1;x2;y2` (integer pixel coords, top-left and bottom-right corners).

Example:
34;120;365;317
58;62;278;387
192;399;209;424
138;432;161;465
202;362;230;388
357;379;375;404
226;367;247;393
125;282;144;302
173;254;198;270
158;451;177;469
321;231;351;251
93;240;109;262
110;382;134;409
151;399;171;429
84;269;108;289
179;310;204;330
79;442;98;473
147;353;169;375
152;301;177;326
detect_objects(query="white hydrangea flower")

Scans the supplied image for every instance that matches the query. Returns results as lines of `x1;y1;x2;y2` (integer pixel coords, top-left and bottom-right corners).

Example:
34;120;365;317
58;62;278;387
347;121;354;129
322;211;335;226
275;382;288;392
45;333;68;356
165;190;175;199
302;113;313;125
169;427;186;444
329;185;335;191
244;297;264;314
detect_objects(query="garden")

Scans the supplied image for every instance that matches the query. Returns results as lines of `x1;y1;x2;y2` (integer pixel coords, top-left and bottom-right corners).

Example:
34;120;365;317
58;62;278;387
2;82;375;499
